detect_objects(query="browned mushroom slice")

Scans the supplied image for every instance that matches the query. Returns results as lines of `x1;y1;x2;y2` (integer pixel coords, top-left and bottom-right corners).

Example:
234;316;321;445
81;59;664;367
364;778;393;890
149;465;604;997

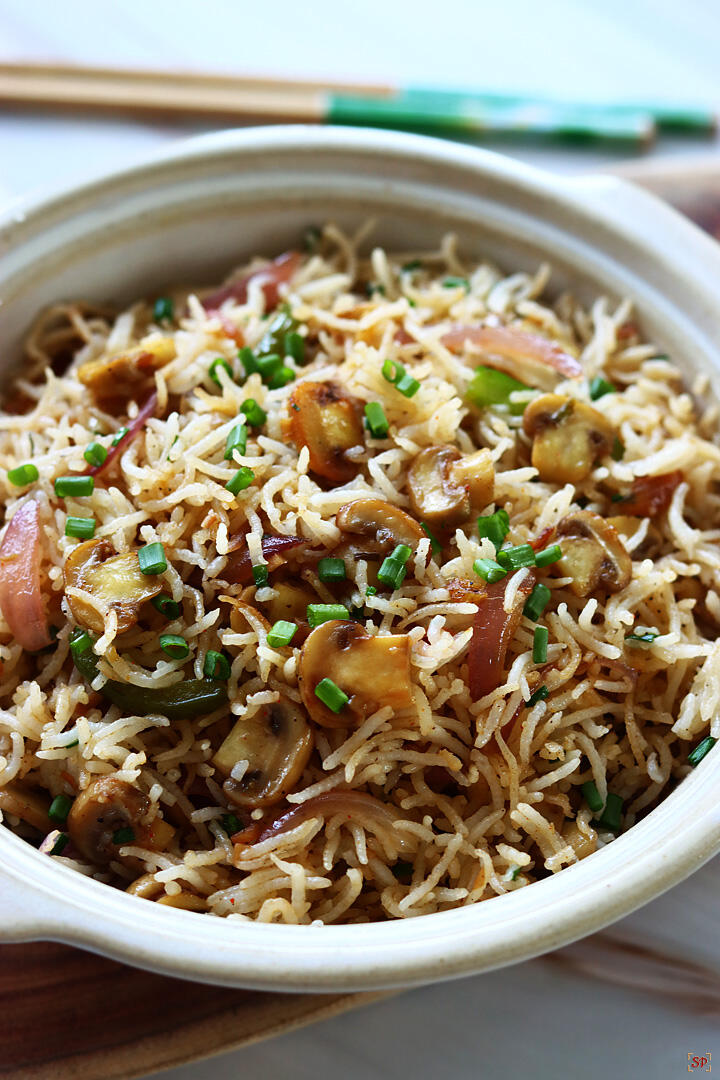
64;538;162;634
212;696;313;809
264;580;316;625
0;781;51;831
67;776;150;865
408;446;495;525
287;381;364;482
298;620;413;728
336;498;426;556
77;336;175;411
523;394;615;484
555;511;632;596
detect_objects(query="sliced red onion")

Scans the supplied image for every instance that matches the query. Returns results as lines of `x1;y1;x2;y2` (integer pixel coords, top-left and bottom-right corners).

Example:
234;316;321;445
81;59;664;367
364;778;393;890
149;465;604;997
0;498;50;652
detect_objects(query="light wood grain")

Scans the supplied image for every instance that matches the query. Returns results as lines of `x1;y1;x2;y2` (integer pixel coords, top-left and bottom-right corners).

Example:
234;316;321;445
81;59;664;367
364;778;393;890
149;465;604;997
1;157;719;1080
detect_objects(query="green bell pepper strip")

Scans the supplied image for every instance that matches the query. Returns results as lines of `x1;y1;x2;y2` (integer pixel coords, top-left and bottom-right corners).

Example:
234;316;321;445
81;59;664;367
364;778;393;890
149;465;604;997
73;647;228;721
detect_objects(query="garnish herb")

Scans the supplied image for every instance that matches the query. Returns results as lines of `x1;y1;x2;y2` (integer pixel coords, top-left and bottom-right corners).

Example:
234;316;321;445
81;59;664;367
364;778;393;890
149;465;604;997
151;594;181;619
252;565;269;587
267;621;298;648
69;627;93;657
597;792;623;833
153;297;174;324
307;603;351;627
318;557;346;583
589;375;615;401
582;781;604;813
523;583;552;621
65;517;96;540
159;634;189;660
112;827;135;845
378;544;412;589
138;542;167;575
442;276;470;290
625;627;658;644
420;521;442;557
83;442;108;468
381;359;421;398
220;813;243;836
267;365;296;389
688;735;716;767
209;357;234;387
204;650;231;680
611;436;625;461
7;464;39;487
534;544;562;568
315;677;349;713
533;625;549;663
48;794;73;825
477;508;510;551
54;475;94;498
224;421;247;460
364;402;390;438
497;544;535;570
526;685;549;707
112;427;129;447
226;467;255;495
284;332;305;364
241;399;267;427
465;366;530;415
473;558;506;584
49;832;69;855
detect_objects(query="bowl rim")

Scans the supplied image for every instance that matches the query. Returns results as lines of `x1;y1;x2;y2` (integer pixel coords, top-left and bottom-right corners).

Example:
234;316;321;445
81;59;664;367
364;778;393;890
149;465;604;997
1;124;720;991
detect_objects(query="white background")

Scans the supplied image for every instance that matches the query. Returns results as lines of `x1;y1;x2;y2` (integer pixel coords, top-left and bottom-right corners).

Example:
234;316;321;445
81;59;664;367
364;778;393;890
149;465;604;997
1;2;719;1077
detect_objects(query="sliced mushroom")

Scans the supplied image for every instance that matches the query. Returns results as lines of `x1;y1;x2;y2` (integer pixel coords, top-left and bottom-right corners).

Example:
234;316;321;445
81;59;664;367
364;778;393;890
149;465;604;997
0;781;51;831
126;873;209;910
298;620;413;728
407;445;495;525
556;511;632;596
523;394;615;484
64;538;162;634
77;336;175;411
336;498;425;555
67;776;150;865
264;580;315;625
287;381;364;482
212;695;313;809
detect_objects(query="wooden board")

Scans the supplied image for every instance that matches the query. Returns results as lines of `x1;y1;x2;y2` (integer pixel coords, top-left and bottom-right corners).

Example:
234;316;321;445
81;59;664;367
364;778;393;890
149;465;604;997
1;157;719;1080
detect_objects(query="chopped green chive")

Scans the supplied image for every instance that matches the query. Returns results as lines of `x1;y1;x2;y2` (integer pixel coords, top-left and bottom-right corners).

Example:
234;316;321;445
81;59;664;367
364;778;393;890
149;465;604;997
153;296;174;324
83;442;108;468
255;353;282;379
209;357;234;387
252;565;269;587
366;282;385;297
466;366;530;415
524;583;551;621
365;585;377;596
226;466;255;495
589;375;615;401
204;650;231;680
138;542;167;575
526;684;549;707
54;475;94;498
238;346;258;377
420;521;442;557
267;365;296;390
267;620;298;648
48;832;69;855
151;594;181;619
625;627;658;644
477;508;510;551
364;401;390;438
307;603;351;627
69;627;93;657
611;436;625;461
582;781;604;814
401;260;421;272
381;358;420;398
303;225;321;253
65;516;96;540
48;794;73;824
598;793;623;833
688;735;717;767
241;399;267;427
318;557;346;583
224;421;247;460
112;827;135;845
220;813;243;836
535;544;563;568
497;544;535;570
378;543;412;589
159;633;189;660
257;307;298;358
284;331;305;364
442;276;470;290
473;558;506;584
315;676;349;713
533;625;549;663
112;427;129;447
7;463;39;487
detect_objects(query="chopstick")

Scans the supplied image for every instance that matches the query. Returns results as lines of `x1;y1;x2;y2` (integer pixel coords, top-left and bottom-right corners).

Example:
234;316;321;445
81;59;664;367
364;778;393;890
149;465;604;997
0;61;715;145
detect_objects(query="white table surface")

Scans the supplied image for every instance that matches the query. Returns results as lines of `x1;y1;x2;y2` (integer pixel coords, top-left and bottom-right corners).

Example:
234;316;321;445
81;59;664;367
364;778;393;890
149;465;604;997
1;2;719;1077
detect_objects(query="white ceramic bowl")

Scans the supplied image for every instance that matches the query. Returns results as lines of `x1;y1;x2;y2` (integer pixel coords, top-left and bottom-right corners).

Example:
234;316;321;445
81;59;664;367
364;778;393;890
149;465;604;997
1;127;720;992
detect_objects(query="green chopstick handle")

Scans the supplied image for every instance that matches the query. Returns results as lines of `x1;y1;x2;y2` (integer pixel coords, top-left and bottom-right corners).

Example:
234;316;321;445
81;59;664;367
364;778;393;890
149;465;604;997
326;89;655;144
